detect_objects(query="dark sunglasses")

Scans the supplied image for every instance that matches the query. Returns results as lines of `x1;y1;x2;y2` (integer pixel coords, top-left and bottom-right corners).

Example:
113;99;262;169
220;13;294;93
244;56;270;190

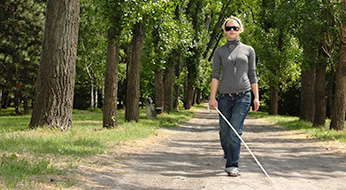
225;26;240;31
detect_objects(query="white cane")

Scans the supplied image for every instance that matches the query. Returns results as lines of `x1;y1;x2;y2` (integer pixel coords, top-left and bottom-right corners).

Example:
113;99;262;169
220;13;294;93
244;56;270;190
209;106;272;181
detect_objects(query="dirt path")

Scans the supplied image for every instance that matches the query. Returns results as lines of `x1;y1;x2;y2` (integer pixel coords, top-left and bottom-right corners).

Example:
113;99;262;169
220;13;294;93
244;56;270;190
82;106;346;190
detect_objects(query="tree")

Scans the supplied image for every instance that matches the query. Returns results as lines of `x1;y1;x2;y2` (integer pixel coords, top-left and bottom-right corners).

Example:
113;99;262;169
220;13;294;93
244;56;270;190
330;0;346;131
313;0;334;127
76;0;107;110
0;0;45;114
97;0;124;128
255;0;302;115
298;0;325;122
103;21;120;128
29;0;80;129
183;0;210;109
126;21;145;121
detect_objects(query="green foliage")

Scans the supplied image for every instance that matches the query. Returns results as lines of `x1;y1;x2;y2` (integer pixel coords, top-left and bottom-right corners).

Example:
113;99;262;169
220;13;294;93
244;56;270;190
0;0;45;112
244;0;303;113
75;0;108;109
2;0;343;128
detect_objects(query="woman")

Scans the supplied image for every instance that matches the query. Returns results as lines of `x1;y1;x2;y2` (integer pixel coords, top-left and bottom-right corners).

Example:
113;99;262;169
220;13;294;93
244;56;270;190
209;16;260;177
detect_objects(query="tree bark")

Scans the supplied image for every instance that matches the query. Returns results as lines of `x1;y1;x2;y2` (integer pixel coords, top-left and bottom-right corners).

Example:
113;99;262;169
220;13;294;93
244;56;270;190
103;25;119;128
330;0;346;131
0;88;2;110
269;86;278;115
90;76;94;109
195;88;201;105
15;81;22;115
154;70;164;110
184;71;195;109
300;68;315;122
173;52;182;110
29;0;80;130
125;21;145;122
163;53;176;113
313;52;327;127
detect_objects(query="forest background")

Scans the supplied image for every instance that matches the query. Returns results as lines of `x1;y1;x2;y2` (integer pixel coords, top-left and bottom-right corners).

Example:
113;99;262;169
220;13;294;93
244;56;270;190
1;0;346;131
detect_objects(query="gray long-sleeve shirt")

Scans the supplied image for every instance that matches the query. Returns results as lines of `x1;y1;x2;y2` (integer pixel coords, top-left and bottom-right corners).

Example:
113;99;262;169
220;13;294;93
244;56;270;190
212;39;258;94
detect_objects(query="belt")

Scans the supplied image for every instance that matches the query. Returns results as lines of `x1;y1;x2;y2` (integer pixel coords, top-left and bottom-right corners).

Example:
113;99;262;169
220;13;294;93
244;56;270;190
221;90;250;97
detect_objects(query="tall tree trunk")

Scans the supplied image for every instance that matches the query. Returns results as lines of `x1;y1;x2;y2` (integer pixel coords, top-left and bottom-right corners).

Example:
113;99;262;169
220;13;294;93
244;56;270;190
155;70;164;110
4;93;9;109
23;96;29;114
95;87;98;109
269;86;278;115
103;25;119;128
184;71;195;109
126;21;145;122
163;54;175;113
326;76;334;119
300;68;315;122
195;88;201;104
29;0;80;130
90;76;94;110
330;0;346;131
0;88;2;110
15;81;22;115
173;52;181;110
313;53;327;127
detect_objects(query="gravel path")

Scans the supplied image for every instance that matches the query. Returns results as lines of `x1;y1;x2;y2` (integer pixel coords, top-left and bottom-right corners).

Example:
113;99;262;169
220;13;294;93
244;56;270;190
88;106;346;190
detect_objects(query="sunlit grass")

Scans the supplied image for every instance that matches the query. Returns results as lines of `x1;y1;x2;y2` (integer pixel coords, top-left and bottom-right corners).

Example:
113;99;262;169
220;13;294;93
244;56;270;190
248;111;346;142
0;106;197;189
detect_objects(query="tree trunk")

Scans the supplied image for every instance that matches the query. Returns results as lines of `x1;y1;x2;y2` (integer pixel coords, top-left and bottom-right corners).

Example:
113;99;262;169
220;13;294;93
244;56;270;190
155;70;164;110
103;26;119;128
15;81;22;115
95;86;98;109
184;73;194;110
330;1;346;131
4;93;9;109
173;52;182;110
0;88;2;110
269;86;278;115
313;53;327;127
29;0;79;130
196;88;201;105
163;54;176;113
300;69;315;122
125;21;145;122
90;76;94;110
23;95;29;114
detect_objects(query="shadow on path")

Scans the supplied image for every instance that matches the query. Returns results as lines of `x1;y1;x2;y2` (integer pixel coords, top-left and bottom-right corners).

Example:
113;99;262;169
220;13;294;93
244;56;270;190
108;107;346;190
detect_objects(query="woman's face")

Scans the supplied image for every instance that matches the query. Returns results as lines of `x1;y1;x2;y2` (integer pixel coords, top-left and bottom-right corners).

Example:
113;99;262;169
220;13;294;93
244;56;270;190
224;20;242;41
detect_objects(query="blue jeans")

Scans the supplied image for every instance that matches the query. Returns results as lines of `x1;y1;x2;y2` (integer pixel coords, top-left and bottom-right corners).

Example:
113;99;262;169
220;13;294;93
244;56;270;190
218;91;251;168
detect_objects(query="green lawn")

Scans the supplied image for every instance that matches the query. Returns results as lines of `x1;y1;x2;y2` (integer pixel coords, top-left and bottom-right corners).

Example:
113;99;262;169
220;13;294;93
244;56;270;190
248;111;346;142
0;106;199;189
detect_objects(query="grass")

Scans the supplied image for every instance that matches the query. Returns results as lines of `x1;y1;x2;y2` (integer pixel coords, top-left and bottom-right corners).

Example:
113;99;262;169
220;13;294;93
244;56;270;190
0;106;198;189
248;111;346;142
